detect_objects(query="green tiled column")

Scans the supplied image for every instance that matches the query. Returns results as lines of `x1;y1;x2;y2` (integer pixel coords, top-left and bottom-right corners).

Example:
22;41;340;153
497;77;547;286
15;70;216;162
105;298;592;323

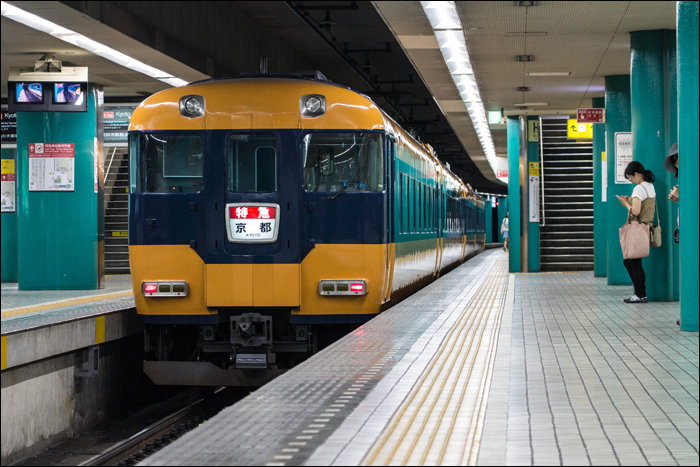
527;116;540;272
497;197;507;243
604;75;633;286
591;98;607;277
485;197;493;243
1;147;18;282
16;83;104;290
507;116;521;272
630;29;677;301
665;30;680;301
677;1;699;331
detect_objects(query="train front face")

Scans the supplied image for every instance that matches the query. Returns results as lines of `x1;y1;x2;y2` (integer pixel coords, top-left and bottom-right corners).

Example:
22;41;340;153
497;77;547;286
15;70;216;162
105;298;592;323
128;78;390;384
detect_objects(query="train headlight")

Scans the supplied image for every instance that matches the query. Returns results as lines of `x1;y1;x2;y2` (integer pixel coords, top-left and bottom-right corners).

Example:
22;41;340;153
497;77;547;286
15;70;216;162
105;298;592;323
300;94;326;117
142;281;189;297
318;280;367;296
179;95;205;118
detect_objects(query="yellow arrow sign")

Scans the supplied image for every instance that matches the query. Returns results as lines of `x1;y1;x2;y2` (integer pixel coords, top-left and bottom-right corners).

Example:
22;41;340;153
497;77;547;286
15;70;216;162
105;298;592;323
567;119;593;139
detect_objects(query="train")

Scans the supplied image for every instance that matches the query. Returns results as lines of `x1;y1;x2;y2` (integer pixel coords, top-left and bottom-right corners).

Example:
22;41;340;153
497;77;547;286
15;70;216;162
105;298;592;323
128;74;485;386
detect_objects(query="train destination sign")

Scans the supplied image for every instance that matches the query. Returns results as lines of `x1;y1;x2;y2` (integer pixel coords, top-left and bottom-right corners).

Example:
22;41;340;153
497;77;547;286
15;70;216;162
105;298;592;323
226;204;280;243
577;108;605;123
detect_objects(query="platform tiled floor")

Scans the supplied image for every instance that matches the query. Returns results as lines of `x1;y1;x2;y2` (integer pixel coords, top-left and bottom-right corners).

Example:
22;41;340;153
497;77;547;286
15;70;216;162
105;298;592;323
138;254;698;466
1;275;135;334
478;272;699;466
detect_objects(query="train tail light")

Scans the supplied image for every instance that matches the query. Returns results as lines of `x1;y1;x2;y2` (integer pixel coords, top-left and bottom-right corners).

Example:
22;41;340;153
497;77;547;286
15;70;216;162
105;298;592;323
318;280;367;296
142;281;189;297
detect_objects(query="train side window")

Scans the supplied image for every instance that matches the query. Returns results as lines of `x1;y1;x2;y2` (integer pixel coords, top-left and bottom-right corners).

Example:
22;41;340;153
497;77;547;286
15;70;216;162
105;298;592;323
132;133;203;193
303;132;383;193
228;134;278;193
398;172;404;234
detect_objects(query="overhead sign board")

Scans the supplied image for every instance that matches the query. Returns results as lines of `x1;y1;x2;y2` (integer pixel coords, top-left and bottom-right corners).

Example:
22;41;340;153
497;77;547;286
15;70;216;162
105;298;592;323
104;106;136;144
567;119;593;139
577;108;605;123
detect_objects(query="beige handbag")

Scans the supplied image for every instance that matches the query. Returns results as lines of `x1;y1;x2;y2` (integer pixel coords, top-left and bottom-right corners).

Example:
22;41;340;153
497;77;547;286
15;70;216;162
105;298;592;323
642;185;662;248
620;221;650;259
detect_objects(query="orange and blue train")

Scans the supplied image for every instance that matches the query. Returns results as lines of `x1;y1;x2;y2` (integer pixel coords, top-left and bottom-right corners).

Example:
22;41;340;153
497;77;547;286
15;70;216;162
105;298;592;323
128;75;485;386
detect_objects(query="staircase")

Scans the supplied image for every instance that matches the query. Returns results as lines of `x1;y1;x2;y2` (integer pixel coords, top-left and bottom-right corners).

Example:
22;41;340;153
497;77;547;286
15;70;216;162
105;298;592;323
104;148;130;275
539;116;594;271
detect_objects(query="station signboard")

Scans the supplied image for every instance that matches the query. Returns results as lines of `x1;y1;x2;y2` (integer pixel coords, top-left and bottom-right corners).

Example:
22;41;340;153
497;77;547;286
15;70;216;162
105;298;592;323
577;108;605;123
28;143;75;191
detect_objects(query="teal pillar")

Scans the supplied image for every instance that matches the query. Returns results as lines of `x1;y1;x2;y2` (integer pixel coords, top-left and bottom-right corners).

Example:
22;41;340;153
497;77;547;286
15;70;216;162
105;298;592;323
591;97;607;277
666;31;680;301
16;83;104;290
1;147;18;282
485;197;493;243
507;116;521;272
630;29;676;301
497;197;507;243
677;1;699;331
605;75;633;286
527;116;540;272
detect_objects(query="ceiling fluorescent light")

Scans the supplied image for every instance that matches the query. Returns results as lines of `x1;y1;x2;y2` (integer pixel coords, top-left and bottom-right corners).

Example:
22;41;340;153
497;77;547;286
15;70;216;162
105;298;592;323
421;0;497;176
527;72;571;76
513;102;548;106
0;1;189;88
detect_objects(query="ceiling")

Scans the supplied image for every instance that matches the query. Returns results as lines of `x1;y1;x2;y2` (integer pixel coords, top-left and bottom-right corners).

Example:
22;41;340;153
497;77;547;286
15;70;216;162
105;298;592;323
374;1;676;177
1;1;678;193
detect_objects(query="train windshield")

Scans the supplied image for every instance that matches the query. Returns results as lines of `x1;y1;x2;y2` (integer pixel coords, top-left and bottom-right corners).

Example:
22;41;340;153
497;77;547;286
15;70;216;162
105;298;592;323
131;133;203;193
303;132;383;193
227;134;278;193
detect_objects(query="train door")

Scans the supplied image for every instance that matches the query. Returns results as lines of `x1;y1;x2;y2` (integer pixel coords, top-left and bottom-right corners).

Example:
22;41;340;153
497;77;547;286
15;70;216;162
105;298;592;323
203;123;301;308
382;135;396;305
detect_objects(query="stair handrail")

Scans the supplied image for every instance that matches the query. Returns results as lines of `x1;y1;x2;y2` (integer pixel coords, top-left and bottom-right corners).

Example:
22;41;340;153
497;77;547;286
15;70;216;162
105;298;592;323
104;147;117;184
539;116;545;227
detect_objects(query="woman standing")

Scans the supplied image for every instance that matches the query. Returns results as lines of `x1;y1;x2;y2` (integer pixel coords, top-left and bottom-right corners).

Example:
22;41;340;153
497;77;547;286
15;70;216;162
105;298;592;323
500;212;509;252
617;161;656;303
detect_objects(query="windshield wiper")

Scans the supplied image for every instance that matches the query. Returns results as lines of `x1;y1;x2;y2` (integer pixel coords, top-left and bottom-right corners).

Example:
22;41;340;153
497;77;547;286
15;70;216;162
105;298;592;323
328;176;361;200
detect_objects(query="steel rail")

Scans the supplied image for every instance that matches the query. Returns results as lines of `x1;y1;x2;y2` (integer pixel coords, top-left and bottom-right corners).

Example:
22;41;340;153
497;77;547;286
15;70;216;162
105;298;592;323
80;396;207;466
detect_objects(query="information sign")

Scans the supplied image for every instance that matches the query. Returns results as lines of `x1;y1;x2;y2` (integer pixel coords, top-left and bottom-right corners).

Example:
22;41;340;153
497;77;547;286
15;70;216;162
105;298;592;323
103;106;136;144
1;159;15;212
1;111;17;144
529;175;540;223
496;170;508;178
614;132;632;184
528;120;539;142
567;119;593;139
28;143;75;191
577;108;605;123
528;162;540;176
601;151;607;202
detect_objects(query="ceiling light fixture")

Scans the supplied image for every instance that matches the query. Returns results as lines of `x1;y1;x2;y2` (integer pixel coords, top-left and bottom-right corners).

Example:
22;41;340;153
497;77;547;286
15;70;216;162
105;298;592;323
518;86;530;92
516;55;533;62
421;1;498;179
513;102;548;106
0;1;189;87
527;72;571;76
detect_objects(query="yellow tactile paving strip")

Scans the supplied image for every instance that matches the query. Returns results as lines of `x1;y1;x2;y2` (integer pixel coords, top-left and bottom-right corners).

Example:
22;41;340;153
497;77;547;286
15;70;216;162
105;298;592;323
362;254;508;466
0;290;133;319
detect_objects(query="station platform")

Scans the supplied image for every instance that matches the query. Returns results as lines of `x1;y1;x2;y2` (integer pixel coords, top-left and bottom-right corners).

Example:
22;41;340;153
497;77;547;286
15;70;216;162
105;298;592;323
138;249;698;466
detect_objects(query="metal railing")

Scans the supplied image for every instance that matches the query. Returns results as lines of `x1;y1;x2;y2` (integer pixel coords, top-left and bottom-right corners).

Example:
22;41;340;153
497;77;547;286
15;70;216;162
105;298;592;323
539;116;545;227
104;147;117;183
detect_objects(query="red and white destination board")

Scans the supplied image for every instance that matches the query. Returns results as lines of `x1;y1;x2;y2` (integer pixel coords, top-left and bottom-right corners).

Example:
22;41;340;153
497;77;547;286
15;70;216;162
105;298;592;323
496;170;508;178
28;143;75;191
577;108;605;123
226;204;280;243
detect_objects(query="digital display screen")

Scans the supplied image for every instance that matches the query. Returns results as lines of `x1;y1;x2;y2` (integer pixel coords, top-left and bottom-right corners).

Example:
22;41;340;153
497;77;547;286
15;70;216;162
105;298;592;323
53;83;84;105
15;83;43;103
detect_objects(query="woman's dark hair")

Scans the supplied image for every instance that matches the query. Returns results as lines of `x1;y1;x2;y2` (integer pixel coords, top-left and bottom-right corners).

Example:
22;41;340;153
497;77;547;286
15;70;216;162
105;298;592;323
624;161;655;183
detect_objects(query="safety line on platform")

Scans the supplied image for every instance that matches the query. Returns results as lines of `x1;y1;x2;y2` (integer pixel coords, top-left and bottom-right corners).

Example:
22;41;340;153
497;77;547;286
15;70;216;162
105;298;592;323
1;290;133;319
362;254;508;466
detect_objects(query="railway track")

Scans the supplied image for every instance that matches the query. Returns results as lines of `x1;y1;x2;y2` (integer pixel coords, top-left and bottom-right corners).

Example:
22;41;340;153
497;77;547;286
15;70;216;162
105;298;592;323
80;387;230;466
